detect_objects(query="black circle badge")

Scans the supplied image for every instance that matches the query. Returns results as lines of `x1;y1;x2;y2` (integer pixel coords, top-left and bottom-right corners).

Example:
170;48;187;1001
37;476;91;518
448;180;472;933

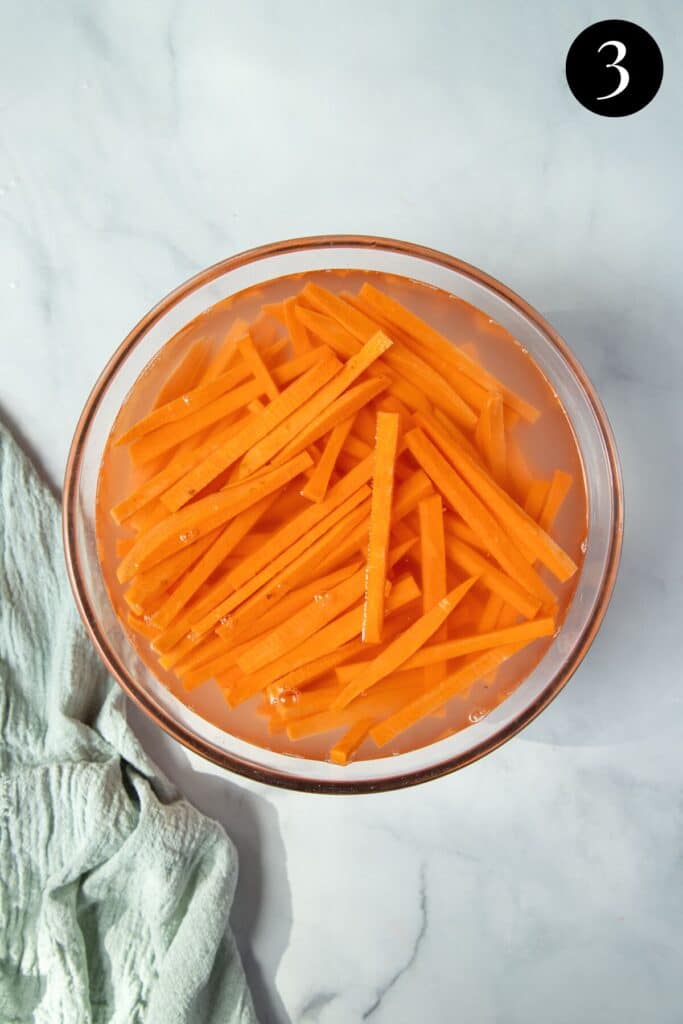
566;20;663;116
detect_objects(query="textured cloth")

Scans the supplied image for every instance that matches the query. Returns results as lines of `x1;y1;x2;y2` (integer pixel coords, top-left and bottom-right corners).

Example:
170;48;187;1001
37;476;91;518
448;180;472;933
0;422;256;1024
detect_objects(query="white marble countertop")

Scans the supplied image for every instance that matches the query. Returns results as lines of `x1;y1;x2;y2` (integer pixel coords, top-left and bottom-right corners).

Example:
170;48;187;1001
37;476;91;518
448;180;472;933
2;2;681;1021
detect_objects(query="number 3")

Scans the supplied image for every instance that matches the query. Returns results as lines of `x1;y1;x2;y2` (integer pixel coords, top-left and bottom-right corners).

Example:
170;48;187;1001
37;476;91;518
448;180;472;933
597;40;630;100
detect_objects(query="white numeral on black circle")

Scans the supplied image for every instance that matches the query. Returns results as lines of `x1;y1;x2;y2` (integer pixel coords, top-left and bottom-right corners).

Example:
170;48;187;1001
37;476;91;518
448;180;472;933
597;40;630;100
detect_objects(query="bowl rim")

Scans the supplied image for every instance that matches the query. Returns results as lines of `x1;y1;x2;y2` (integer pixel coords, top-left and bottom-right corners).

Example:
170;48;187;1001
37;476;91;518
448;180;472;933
63;234;624;794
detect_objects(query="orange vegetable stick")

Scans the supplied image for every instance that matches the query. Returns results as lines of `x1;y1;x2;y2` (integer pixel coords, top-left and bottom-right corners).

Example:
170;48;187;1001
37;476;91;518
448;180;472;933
430;408;482;465
151;339;211;409
330;718;375;765
171;564;361;676
224;455;374;591
359;283;540;423
110;418;239;525
274;377;390;464
333;576;477;709
161;355;340;511
295;305;432;414
370;646;520;747
237;332;280;400
117;451;312;582
151;495;276;630
524;479;551;521
116;537;135;557
227;573;420;706
406;428;553;605
444;533;540;620
506;435;534;502
129;379;264;465
477;593;505;633
486;392;507;486
124;530;219;611
286;710;355;742
236;568;367;673
363;412;400;643
318;469;431;572
197;320;250;384
539;470;573;533
389;617;555;671
126;611;162;640
238;332;393;477
284;297;311;355
271;345;330;385
190;489;372;639
301;415;355;502
445;516;487;553
418;493;449;686
116;363;257;448
414;415;577;583
383;346;477;430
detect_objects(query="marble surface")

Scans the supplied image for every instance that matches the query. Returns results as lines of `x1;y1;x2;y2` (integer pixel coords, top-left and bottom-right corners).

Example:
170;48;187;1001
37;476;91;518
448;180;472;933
2;2;682;1021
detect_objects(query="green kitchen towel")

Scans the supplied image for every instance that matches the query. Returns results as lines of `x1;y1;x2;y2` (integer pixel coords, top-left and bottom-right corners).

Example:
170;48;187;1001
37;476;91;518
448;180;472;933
0;421;257;1024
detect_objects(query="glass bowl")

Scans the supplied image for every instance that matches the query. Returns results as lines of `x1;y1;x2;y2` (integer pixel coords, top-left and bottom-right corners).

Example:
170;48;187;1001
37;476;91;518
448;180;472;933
63;235;623;793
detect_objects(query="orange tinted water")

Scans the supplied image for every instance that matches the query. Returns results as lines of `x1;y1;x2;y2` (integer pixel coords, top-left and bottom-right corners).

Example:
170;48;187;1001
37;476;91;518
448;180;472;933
96;269;587;762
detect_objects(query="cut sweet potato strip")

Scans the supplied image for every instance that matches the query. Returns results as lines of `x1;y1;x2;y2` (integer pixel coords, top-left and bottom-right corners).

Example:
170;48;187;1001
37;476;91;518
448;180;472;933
414;414;577;583
225;455;374;591
117;362;256;448
161;354;341;511
271;345;330;385
507;435;534;502
418;493;449;686
238;332;280;400
363;412;400;643
330;718;375;764
151;339;211;410
190;488;372;638
445;516;487;553
275;377;389;464
129;379;264;465
151;494;276;630
333;576;477;708
301;416;355;502
390;617;555;671
539;470;573;533
237;568;367;673
370;645;521;747
383;346;477;430
477;593;505;633
444;533;540;620
226;573;420;706
126;611;162;640
117;451;312;582
295;304;432;414
524;479;551;521
110;418;239;525
116;537;135;558
239;332;393;477
344;290;492;416
124;530;219;611
284;297;312;355
406;428;554;605
359;283;540;423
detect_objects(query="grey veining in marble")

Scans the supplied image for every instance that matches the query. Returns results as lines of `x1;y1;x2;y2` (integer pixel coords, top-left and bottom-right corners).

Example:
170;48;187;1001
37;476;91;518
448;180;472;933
2;2;681;1022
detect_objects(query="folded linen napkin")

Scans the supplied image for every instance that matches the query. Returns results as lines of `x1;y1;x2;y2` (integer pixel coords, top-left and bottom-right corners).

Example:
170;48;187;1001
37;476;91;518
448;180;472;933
0;422;257;1024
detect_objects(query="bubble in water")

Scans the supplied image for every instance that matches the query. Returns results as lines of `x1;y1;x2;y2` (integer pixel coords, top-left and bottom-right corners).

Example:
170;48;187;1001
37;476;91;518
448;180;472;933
186;630;199;641
580;538;588;553
178;529;197;543
468;707;488;724
219;615;233;628
181;394;191;405
313;591;331;606
279;688;300;706
143;614;152;624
